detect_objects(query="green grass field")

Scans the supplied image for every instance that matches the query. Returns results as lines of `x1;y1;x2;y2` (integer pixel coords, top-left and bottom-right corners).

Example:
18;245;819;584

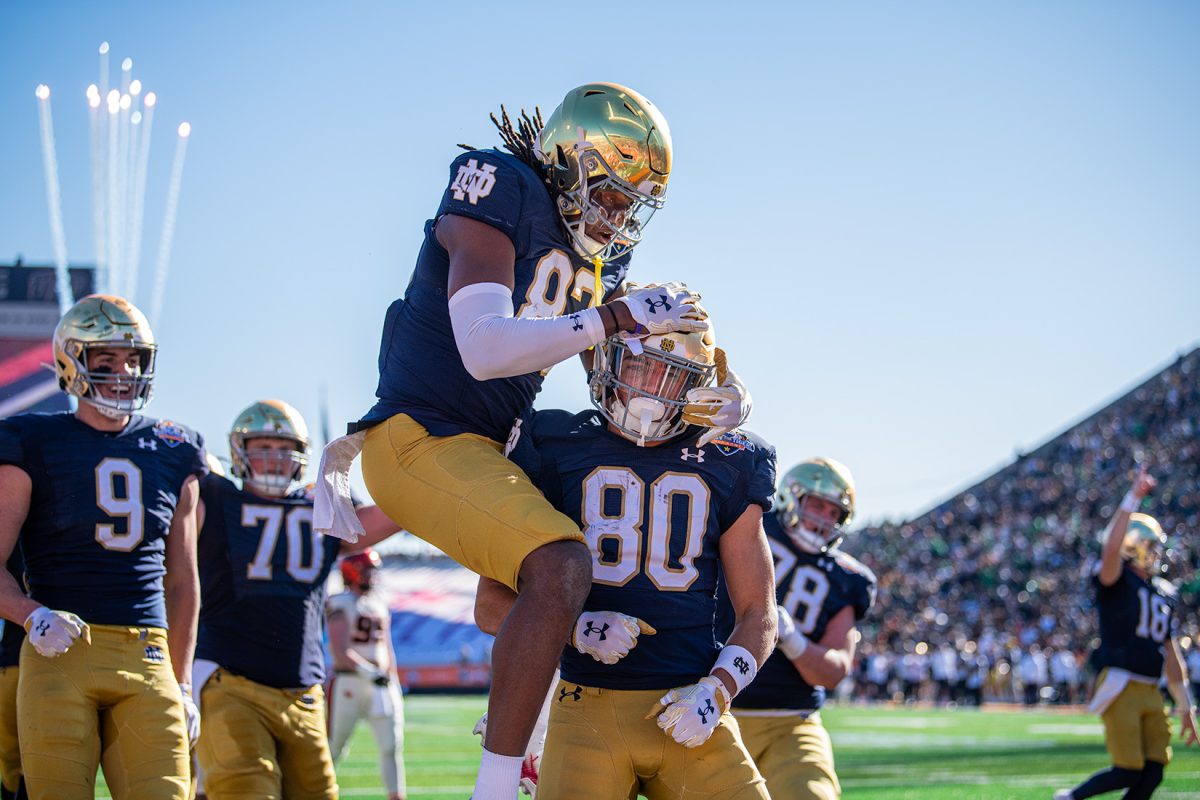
98;696;1200;798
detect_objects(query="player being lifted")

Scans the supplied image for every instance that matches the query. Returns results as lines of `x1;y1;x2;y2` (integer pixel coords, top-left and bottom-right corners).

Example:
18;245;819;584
1055;467;1197;800
315;84;750;799
326;550;406;800
194;400;399;800
716;458;876;800
0;295;204;799
475;320;777;799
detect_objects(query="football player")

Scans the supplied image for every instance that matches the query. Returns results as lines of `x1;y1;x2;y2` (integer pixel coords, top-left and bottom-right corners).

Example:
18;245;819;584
193;400;400;800
315;83;751;800
1055;467;1198;800
0;552;25;800
0;294;204;799
716;458;876;800
326;550;406;800
475;322;777;800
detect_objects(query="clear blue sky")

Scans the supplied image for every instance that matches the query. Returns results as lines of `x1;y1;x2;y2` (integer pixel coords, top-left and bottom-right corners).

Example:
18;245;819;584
1;1;1197;523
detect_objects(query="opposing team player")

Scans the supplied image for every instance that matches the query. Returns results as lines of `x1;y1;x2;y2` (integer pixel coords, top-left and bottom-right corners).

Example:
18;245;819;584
194;400;399;800
0;551;25;800
1055;468;1197;800
716;458;876;800
315;83;751;799
475;322;777;799
0;294;204;799
326;550;406;800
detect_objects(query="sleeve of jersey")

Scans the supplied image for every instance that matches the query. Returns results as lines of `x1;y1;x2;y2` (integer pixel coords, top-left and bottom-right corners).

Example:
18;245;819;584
436;151;527;247
189;430;210;479
719;437;778;532
854;575;878;620
0;419;24;468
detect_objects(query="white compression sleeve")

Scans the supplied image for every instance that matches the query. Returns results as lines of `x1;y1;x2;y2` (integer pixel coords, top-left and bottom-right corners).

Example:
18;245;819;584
448;282;607;381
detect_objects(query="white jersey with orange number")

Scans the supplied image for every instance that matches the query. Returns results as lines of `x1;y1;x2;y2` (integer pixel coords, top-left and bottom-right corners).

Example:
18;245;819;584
326;589;390;669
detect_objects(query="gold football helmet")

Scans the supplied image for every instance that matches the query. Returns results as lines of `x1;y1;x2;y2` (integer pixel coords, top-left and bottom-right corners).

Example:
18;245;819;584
1122;513;1168;575
229;400;310;497
52;294;157;418
777;458;856;553
590;308;716;446
538;83;671;263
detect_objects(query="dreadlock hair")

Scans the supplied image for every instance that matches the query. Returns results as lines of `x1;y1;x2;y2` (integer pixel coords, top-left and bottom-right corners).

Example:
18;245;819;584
459;105;548;183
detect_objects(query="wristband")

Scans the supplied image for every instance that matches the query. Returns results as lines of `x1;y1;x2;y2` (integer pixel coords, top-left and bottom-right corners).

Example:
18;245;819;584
779;629;810;660
710;644;758;699
1120;490;1139;513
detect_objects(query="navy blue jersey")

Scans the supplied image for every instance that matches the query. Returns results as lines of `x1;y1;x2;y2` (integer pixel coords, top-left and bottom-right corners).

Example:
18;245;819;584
717;512;876;711
0;413;206;628
196;474;341;688
0;546;25;667
509;411;777;690
1092;564;1179;680
357;149;629;442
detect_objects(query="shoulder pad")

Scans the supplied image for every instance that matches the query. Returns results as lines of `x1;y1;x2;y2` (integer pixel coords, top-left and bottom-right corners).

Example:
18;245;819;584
325;591;355;615
707;429;761;457
832;549;877;586
1151;576;1179;601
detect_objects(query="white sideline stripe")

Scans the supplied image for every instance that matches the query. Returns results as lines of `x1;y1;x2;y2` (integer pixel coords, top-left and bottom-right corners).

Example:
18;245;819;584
0;378;58;418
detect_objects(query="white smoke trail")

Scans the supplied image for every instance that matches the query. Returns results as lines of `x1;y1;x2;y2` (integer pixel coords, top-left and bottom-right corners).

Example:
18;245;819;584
35;86;74;316
87;84;106;295
149;123;190;322
106;90;122;296
127;91;155;304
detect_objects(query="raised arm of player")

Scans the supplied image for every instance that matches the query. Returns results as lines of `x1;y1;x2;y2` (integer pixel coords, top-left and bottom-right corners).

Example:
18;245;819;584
714;504;778;694
164;474;201;688
0;465;36;627
1098;466;1156;586
438;215;704;382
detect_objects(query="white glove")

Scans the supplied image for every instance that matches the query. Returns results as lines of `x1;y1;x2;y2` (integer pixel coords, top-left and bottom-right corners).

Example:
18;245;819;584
571;611;656;665
617;284;709;336
684;348;753;447
776;606;810;660
180;684;201;747
647;675;729;748
23;607;90;658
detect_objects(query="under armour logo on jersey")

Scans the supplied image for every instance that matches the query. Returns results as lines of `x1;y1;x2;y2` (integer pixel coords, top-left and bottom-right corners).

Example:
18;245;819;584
697;699;715;723
733;656;751;676
144;645;164;663
450;159;498;205
644;295;672;315
558;686;582;703
680;448;705;463
138;438;158;451
583;622;609;641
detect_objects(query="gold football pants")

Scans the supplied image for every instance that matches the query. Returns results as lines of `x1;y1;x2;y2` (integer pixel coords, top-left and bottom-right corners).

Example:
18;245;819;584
195;669;337;800
18;625;189;800
362;413;584;590
538;680;769;800
1100;676;1172;769
735;712;841;799
0;665;20;795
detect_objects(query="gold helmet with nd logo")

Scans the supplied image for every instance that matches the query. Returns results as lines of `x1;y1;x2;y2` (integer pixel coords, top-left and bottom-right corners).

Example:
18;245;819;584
537;83;672;263
229;399;310;497
776;458;857;553
52;294;157;418
589;309;717;446
1122;512;1168;575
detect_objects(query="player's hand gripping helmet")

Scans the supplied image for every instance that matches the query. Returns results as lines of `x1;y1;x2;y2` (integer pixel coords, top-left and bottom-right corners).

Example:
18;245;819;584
52;294;157;418
340;549;382;591
590;304;716;446
537;83;671;264
776;458;856;553
229;400;310;498
1122;513;1168;575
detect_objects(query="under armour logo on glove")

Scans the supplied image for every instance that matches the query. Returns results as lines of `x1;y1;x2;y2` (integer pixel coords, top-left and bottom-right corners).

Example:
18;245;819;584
647;675;728;749
572;611;656;665
733;656;751;675
583;622;610;640
644;296;672;314
558;686;583;703
697;699;716;724
35;621;49;637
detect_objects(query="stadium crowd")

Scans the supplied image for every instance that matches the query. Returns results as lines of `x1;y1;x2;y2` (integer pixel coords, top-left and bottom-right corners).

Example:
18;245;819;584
847;348;1200;705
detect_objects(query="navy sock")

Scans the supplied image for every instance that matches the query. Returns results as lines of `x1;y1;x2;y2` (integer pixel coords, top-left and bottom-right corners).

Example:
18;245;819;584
1120;761;1165;800
1071;766;1142;798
